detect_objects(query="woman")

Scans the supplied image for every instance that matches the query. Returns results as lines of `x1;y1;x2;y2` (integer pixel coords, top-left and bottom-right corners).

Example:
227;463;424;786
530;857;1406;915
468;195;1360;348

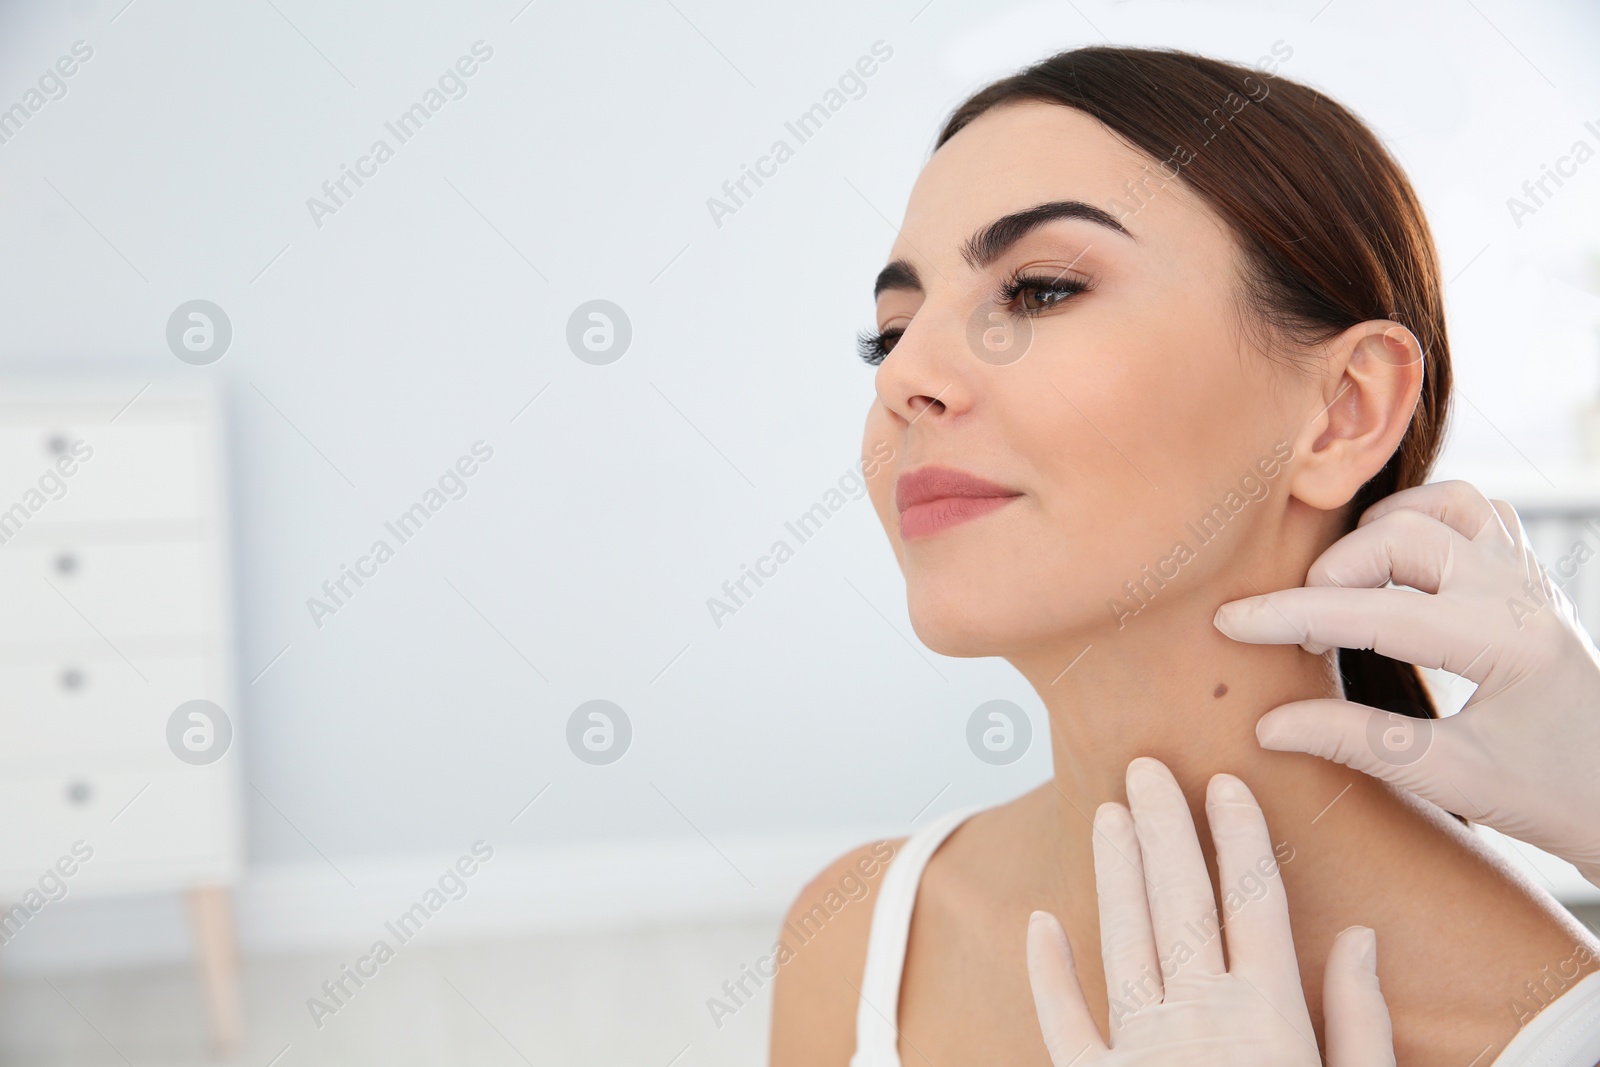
769;45;1600;1066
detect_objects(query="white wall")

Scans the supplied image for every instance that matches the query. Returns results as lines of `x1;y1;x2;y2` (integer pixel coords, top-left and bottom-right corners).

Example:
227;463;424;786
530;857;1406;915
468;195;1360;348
0;0;1597;968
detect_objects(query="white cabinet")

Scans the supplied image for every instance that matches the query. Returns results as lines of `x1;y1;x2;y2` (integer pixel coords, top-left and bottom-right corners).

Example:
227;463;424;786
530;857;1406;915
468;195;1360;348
0;377;242;1049
0;541;216;646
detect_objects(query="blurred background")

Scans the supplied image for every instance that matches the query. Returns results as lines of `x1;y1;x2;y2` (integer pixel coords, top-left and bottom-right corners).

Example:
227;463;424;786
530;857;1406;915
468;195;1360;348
0;0;1596;1063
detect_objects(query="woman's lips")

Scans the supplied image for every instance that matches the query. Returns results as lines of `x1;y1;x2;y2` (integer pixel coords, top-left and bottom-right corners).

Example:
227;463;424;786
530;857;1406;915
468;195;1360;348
894;464;1022;541
899;493;1019;540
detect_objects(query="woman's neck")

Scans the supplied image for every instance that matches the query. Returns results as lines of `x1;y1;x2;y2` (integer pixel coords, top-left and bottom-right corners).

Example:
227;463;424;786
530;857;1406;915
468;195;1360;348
1010;584;1346;821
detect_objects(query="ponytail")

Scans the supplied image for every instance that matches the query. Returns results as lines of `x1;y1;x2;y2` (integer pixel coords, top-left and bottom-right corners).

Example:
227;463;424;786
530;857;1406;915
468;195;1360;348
1337;646;1437;720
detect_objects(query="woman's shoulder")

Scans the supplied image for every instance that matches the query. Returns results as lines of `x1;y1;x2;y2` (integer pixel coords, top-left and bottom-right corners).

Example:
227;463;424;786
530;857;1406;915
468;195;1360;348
769;835;907;1067
768;791;1037;1065
905;789;1051;949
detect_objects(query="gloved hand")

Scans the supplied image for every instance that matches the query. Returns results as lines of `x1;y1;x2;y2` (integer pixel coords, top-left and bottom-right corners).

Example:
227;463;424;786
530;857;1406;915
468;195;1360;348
1213;479;1600;887
1027;757;1393;1066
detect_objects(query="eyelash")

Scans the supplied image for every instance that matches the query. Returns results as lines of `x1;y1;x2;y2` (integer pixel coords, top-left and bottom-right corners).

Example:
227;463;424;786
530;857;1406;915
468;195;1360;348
856;271;1094;366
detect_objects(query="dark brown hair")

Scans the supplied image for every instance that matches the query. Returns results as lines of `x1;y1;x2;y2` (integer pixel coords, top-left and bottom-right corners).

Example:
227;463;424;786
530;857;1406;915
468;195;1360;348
936;45;1451;720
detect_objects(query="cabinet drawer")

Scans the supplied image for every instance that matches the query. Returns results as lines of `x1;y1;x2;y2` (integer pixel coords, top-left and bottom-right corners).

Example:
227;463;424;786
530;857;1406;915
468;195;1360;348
0;655;218;761
0;419;207;525
0;768;230;895
0;540;214;643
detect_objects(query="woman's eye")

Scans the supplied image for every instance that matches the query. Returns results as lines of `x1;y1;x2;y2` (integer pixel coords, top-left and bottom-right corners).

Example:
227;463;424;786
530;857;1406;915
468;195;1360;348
1002;274;1092;313
855;275;1087;366
856;326;903;366
1020;285;1075;311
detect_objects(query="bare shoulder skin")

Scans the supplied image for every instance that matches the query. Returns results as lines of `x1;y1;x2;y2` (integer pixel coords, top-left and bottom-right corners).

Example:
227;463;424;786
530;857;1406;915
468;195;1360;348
770;836;905;1067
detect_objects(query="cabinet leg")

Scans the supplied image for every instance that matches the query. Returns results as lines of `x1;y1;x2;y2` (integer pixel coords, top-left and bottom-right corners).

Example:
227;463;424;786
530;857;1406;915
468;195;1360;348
188;885;241;1055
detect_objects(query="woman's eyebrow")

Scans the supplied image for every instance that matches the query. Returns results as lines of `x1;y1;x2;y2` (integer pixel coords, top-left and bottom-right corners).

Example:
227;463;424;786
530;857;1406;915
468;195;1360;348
872;199;1134;300
873;259;922;299
962;199;1134;270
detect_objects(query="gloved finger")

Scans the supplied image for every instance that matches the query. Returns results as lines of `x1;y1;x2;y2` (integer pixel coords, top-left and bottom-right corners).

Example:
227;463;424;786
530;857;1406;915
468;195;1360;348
1488;498;1558;609
1027;909;1109;1063
1356;478;1514;548
1256;698;1493;820
1303;506;1466;596
1124;757;1226;983
1092;801;1162;1029
1322;925;1396;1067
1204;774;1305;1010
1487;498;1530;554
1214;585;1497;681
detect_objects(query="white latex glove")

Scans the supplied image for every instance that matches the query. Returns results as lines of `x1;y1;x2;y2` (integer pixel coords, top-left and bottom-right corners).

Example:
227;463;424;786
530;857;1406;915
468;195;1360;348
1027;757;1393;1066
1212;479;1600;887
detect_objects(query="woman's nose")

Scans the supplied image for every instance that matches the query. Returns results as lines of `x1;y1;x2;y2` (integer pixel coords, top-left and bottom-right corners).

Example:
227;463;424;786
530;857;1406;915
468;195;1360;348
872;316;977;425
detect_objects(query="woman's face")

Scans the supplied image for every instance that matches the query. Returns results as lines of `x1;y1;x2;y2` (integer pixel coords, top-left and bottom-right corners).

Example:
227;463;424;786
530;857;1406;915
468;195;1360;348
861;101;1324;658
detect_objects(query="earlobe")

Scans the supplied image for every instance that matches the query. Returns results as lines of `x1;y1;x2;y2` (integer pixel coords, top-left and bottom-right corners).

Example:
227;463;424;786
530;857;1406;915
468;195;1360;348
1287;321;1425;511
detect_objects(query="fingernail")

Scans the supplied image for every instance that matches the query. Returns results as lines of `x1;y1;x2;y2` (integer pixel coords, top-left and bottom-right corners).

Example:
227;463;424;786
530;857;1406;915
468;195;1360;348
1092;802;1125;838
1213;600;1247;631
1339;924;1377;970
1029;910;1048;927
1214;597;1266;631
1210;773;1249;804
1216;599;1304;643
1255;714;1287;748
1125;756;1162;801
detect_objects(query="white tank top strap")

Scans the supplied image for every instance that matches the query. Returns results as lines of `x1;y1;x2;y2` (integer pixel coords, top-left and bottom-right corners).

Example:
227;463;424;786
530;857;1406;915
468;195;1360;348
849;804;987;1067
1492;968;1600;1067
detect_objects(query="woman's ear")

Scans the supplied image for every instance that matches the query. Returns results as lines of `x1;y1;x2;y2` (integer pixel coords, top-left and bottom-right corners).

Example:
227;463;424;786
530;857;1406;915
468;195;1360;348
1287;321;1424;510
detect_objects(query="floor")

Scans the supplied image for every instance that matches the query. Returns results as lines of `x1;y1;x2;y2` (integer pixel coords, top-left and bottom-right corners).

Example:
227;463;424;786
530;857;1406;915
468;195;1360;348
0;918;778;1066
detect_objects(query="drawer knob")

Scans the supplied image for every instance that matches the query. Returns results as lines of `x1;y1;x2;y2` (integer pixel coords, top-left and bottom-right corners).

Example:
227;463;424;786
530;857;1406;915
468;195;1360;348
45;433;70;456
54;552;79;576
65;780;92;805
60;666;85;691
